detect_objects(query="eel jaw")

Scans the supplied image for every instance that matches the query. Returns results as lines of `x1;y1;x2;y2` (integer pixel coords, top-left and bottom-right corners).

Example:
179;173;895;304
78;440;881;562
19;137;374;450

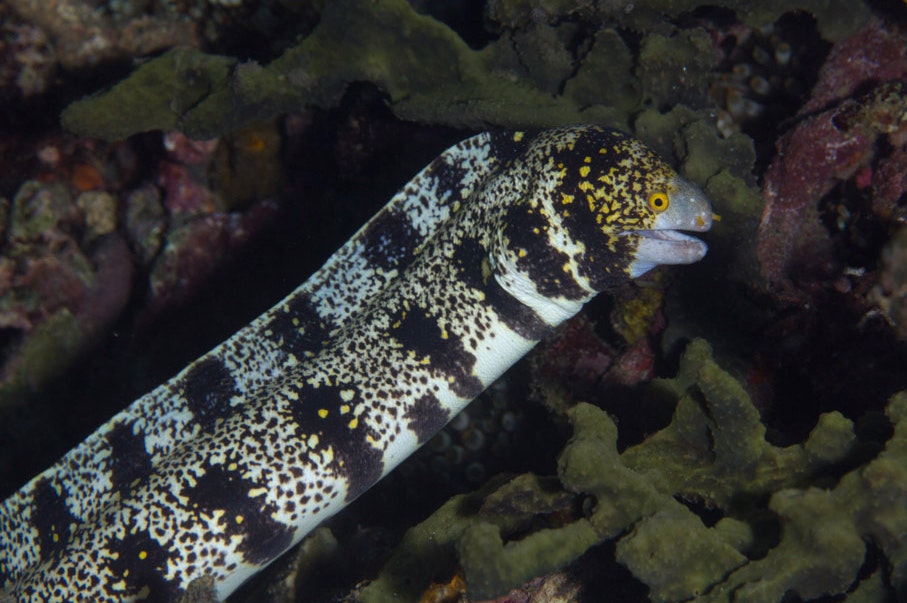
625;229;708;278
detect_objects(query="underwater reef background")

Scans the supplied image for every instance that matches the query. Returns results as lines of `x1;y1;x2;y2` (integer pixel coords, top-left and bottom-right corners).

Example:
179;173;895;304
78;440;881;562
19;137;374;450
0;0;906;601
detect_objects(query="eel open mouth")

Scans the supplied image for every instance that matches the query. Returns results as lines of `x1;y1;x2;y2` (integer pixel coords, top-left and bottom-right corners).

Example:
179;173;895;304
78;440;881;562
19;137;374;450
624;229;709;277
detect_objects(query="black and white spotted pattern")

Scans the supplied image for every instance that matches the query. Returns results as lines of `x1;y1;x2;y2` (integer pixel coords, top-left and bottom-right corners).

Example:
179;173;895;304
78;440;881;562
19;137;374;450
0;126;713;602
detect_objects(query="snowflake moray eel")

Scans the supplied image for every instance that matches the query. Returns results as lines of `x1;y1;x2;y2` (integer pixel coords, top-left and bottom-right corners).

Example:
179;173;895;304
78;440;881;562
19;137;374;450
0;125;712;601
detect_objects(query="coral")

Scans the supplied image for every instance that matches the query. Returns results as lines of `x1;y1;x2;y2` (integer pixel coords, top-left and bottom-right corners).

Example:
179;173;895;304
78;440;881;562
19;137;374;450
348;474;596;603
61;0;596;140
530;283;665;399
63;51;236;141
560;28;638;128
336;339;904;602
633;105;759;222
530;312;618;406
758;78;907;292
75;191;118;244
871;144;907;225
636;27;719;110
803;18;907;114
155;134;221;216
0;120;282;406
140;129;282;322
619;340;856;508
615;509;750;602
494;20;576;96
6;180;81;243
58;0;858;176
686;392;907;603
0;180;134;398
7;0;196;70
757;20;907;293
124;184;167;266
707;16;826;140
868;227;907;341
470;573;582;603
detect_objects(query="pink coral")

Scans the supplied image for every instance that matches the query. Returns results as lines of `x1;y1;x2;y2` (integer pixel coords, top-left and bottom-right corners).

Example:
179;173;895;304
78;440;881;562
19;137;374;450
803;19;907;114
757;19;907;293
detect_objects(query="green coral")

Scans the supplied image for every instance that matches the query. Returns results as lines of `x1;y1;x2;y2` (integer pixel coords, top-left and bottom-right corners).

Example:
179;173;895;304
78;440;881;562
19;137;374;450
62;0;866;150
62;0;594;141
622;340;857;506
63;50;236;141
354;339;904;602
456;516;599;600
562;28;640;122
615;509;750;602
636;28;717;109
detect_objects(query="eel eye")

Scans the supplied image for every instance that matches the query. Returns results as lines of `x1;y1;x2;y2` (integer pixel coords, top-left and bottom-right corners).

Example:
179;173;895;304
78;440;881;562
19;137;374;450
648;192;669;212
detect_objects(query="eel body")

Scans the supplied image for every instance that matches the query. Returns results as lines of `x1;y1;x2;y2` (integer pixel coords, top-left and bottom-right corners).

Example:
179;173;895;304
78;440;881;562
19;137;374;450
0;126;713;601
